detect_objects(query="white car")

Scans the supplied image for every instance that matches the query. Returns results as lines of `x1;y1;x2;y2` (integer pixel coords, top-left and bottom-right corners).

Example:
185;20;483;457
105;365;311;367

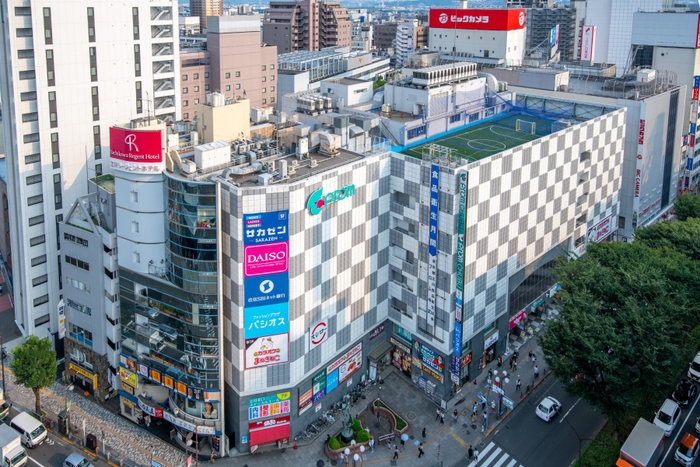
536;396;561;422
689;352;700;382
64;454;93;467
653;399;681;437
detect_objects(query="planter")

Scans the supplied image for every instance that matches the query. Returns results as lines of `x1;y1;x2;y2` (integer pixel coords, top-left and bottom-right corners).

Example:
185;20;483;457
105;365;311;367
372;399;410;436
324;440;370;460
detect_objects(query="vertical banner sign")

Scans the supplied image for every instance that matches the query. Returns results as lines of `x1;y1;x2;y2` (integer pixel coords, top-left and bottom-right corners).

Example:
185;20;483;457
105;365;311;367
690;76;700;191
632;106;646;229
427;164;440;326
453;172;467;383
243;211;291;370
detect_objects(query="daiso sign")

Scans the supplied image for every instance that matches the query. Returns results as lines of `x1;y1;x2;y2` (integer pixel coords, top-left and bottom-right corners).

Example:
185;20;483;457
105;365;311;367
244;242;288;276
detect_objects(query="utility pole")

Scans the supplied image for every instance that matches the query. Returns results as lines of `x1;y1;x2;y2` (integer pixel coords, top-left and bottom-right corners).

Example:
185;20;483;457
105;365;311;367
0;333;6;397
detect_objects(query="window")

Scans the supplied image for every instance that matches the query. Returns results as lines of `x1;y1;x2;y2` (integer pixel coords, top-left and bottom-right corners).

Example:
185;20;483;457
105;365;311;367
133;252;140;263
30;235;45;246
262;76;266;82
25;153;40;164
194;86;199;92
33;295;49;307
66;276;89;293
22;112;38;122
225;72;230;79
271;86;275;92
262;98;266;105
26;174;42;185
619;216;626;229
15;7;31;15
27;194;43;206
183;100;189;107
225;85;231;91
182;75;188;81
235;71;240;77
205;84;209;91
132;221;139;233
18;49;34;59
235;84;241;90
271;97;275;103
271;75;275;81
16;28;32;37
130;191;138;203
95;163;102;175
20;92;36;101
183;87;188;94
262;65;266;71
193;73;199;79
32;275;48;287
65;255;89;271
580;150;591;163
34;315;50;326
43;8;52;45
19;70;35;80
194;99;199;104
63;233;88;247
68;323;93;347
54;194;62;208
31;255;47;266
271;64;275;70
204;72;209;78
262;88;266;93
184;113;189;119
66;298;91;316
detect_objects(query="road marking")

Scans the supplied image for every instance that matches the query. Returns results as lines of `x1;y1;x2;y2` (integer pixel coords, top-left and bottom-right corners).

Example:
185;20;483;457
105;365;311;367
483;446;503;466
28;457;50;467
447;429;469;448
475;442;526;467
660;392;700;465
559;397;581;423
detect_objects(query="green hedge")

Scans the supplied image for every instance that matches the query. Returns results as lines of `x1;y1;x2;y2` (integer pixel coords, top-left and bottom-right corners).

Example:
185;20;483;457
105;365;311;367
329;437;341;450
356;429;370;443
374;400;408;431
351;418;362;432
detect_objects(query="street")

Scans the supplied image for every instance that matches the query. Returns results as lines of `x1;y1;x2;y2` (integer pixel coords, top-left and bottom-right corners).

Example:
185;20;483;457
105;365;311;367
657;382;700;467
454;377;604;467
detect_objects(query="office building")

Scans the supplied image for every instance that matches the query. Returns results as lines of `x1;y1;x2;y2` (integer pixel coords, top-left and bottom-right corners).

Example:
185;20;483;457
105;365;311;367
190;0;224;31
0;0;180;339
526;7;579;62
263;0;352;54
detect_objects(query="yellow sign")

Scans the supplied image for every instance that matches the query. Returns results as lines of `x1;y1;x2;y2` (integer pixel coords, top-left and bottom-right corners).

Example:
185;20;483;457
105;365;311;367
93;374;98;388
70;363;93;380
119;367;137;388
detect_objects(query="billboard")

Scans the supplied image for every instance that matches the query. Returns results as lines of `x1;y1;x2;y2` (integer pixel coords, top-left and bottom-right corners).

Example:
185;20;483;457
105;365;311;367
580;26;596;62
248;392;291;420
549;25;560;59
244;242;289;277
244;211;289;245
244;302;289;339
245;333;290;369
587;216;612;243
244;273;289;306
109;127;163;173
429;8;525;31
427;164;440;327
310;320;329;349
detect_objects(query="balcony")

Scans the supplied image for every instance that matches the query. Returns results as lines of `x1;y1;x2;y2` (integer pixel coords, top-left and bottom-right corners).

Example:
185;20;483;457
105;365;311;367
151;25;173;39
150;6;172;21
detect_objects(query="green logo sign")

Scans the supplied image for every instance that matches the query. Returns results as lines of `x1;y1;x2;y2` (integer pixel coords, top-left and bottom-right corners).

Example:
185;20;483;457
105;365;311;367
307;184;356;215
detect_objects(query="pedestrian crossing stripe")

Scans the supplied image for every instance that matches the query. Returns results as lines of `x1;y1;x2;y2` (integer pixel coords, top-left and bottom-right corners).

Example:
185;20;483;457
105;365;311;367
473;442;525;467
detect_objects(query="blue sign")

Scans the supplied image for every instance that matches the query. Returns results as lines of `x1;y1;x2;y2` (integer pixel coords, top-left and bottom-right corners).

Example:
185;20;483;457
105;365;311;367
244;302;289;339
694;76;700;88
453;322;462;356
326;370;339;393
312;389;326;403
245;272;289;306
691;123;697;134
429;164;440;256
688;157;694;171
549;25;559;48
396;325;413;343
243;210;289;245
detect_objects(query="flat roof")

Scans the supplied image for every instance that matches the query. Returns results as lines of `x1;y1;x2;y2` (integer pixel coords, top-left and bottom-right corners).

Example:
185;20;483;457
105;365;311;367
91;174;115;193
402;113;560;162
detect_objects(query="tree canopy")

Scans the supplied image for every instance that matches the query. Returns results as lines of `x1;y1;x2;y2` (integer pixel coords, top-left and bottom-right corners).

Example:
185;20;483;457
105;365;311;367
539;240;699;431
673;194;700;221
11;336;57;414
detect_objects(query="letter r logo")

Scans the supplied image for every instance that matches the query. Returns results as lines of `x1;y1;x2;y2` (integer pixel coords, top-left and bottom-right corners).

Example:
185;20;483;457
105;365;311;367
125;134;138;152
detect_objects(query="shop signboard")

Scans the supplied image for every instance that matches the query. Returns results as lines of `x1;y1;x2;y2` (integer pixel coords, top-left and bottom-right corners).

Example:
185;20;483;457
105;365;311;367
310;321;329;349
138;399;164;418
248;392;291;421
307;185;356;215
162;411;216;435
327;343;362;375
70;363;94;381
453;322;462;357
299;389;313;415
390;337;410;354
429;8;526;31
109;127;164;174
243;211;289;245
244;273;289;307
427;164;440;325
415;342;444;375
421;364;444;384
245;333;290;369
119;367;137;388
244;302;289;339
484;330;499;349
451;355;460;375
338;350;362;383
150;369;161;384
244;242;289;277
248;415;291;430
455;173;467;324
369;323;385;341
587;215;612;243
509;311;527;330
57;299;65;339
312;370;327;403
580;25;596;61
326;370;339;394
461;353;472;368
395;325;412;343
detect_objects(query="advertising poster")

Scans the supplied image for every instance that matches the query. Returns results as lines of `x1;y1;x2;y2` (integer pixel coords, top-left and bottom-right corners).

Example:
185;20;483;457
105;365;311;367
119;367;137;388
243;211;289;245
248;392;291;421
244;302;289;339
299;389;313;415
415;342;444;375
339;351;362;383
312;370;327;403
326;370;339;394
427;164;440;324
245;333;290;369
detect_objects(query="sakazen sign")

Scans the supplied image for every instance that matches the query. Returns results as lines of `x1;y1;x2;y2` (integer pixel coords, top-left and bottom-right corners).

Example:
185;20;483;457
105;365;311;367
307;184;355;215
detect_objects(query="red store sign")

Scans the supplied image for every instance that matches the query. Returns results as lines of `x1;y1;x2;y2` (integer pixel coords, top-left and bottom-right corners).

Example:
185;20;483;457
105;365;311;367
429;8;525;31
248;415;291;431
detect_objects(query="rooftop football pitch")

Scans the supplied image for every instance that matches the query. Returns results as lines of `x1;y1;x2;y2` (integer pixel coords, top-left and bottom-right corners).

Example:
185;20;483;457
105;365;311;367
401;115;557;162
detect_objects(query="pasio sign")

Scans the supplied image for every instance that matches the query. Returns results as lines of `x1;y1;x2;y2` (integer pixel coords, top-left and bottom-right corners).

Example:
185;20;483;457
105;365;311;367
307;185;356;215
109;127;163;173
429;8;525;31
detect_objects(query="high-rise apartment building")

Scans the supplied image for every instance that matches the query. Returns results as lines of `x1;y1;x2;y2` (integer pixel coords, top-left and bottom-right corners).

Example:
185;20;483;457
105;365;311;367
0;0;180;339
190;0;224;31
263;0;351;54
374;22;398;56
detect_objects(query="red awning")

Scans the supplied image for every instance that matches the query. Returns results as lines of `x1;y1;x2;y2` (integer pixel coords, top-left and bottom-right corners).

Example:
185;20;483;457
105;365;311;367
249;423;291;446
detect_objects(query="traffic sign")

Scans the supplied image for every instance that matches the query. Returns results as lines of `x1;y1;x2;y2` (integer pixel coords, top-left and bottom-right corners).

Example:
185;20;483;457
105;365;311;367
502;396;514;410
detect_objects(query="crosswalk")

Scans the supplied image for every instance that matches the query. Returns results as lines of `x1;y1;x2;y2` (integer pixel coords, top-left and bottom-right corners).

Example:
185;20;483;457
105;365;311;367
469;442;526;467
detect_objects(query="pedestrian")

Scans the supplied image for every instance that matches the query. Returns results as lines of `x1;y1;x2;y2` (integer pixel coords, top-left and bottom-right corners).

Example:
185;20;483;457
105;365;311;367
472;401;478;416
400;436;405;448
440;411;445;424
481;394;487;410
509;356;514;371
534;365;539;378
513;360;518;371
369;436;375;452
326;434;331;445
393;445;399;460
145;415;151;427
435;408;441;421
532;354;537;366
488;368;493;379
514;349;519;361
418;442;425;458
345;454;349;466
468;445;474;460
474;448;479;461
422;427;426;439
482;411;488;432
516;376;521;392
528;350;532;360
340;452;345;465
387;437;392;449
209;450;216;465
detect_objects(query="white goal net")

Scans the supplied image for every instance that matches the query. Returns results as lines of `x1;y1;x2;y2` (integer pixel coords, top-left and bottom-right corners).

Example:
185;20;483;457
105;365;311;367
515;119;536;135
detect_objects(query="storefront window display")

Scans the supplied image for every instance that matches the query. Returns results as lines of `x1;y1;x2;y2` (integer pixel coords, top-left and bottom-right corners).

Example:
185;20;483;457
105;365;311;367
390;338;412;377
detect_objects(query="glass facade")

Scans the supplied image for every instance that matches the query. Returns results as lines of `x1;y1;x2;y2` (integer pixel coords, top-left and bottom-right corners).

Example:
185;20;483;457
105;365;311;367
119;176;220;439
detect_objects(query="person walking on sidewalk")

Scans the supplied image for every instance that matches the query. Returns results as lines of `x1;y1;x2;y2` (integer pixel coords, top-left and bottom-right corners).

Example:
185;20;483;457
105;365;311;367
531;353;537;366
534;365;540;379
422;427;426;439
468;445;474;460
435;408;441;421
369;436;374;452
472;401;478;416
481;394;487;410
516;376;521;392
418;442;425;458
340;452;345;465
482;411;488;432
474;448;479;462
393;445;399;460
440;411;445;424
509;356;515;371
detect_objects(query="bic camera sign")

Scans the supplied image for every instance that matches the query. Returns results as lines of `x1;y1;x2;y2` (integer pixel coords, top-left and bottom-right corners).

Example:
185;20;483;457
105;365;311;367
307;184;355;215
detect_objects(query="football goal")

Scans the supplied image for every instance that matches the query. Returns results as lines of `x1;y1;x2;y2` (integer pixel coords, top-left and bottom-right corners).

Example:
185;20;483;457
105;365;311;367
515;119;536;135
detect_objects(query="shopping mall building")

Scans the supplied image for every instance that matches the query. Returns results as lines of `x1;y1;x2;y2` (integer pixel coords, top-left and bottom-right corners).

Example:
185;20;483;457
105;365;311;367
112;94;625;454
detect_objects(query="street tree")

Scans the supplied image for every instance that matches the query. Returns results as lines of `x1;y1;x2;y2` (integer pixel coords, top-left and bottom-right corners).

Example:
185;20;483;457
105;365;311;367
673;194;700;221
539;241;695;434
11;336;57;414
635;217;700;261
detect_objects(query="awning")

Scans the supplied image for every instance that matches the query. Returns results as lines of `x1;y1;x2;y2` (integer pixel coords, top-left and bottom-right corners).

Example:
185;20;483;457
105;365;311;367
368;340;393;362
249;423;290;446
616;459;634;467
